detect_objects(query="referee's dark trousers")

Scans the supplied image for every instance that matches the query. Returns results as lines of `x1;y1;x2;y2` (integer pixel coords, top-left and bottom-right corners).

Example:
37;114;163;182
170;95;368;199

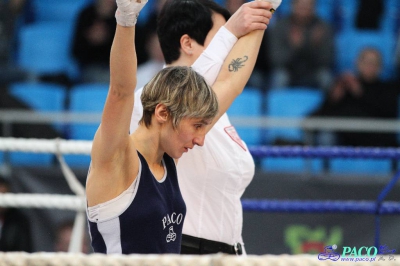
180;234;243;255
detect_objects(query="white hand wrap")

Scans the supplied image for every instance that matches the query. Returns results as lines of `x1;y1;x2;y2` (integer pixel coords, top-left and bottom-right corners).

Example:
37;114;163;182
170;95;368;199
269;0;282;13
115;0;148;27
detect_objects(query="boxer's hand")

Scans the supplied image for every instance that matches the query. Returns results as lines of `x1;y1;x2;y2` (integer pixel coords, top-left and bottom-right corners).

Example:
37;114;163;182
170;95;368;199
115;0;148;27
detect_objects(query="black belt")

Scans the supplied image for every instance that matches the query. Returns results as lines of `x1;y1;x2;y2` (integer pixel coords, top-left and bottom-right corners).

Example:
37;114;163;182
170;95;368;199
181;234;243;255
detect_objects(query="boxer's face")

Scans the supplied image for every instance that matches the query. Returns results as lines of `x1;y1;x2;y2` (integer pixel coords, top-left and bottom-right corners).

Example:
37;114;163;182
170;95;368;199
162;116;211;159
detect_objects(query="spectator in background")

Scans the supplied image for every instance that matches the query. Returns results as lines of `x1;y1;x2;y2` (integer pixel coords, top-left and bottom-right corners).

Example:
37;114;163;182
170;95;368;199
269;0;334;91
72;0;116;83
355;0;384;30
311;48;399;147
135;0;166;66
54;220;89;253
135;3;165;90
0;176;33;252
0;0;35;87
0;0;61;139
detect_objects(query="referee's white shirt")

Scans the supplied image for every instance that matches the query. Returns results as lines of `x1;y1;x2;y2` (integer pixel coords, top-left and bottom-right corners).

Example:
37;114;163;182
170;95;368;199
130;26;254;253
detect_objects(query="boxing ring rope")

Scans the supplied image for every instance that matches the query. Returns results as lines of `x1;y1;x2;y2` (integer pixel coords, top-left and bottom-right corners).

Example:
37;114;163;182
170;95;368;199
1;252;398;265
1;137;400;262
248;145;400;248
0;137;90;253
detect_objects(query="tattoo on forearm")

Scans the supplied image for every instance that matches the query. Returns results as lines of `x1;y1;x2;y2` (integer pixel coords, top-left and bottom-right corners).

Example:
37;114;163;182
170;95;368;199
228;56;248;72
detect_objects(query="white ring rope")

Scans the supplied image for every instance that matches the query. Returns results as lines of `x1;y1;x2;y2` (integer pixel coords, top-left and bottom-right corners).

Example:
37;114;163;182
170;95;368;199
54;139;86;196
0;193;85;211
0;138;87;211
0;253;398;266
0;137;89;253
0;137;91;154
2;137;399;257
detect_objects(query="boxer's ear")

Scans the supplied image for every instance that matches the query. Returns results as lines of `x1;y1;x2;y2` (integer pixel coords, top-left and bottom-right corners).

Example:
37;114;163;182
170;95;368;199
154;103;169;124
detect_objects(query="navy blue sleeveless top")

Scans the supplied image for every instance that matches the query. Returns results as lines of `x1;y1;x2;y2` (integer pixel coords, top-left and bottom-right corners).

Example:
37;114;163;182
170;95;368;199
88;152;186;254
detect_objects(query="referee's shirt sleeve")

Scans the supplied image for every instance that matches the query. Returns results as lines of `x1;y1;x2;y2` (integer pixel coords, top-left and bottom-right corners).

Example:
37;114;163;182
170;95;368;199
191;26;238;86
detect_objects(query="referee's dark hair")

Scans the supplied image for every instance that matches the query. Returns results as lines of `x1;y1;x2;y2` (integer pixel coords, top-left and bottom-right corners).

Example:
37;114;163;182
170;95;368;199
157;0;230;64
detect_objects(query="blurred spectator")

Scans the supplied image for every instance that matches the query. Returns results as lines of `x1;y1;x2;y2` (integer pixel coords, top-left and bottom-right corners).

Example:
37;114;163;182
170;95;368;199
355;0;384;30
311;48;399;147
0;0;61;139
135;0;167;66
269;0;334;91
0;176;33;252
54;219;90;253
72;0;117;83
0;0;36;87
135;14;164;90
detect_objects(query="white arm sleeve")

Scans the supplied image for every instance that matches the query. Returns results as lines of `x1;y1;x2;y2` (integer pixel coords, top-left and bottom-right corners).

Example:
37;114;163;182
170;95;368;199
130;87;144;134
192;26;237;85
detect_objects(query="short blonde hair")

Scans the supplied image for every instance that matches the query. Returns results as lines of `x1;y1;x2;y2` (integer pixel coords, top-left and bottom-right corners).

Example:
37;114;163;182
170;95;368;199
140;66;218;128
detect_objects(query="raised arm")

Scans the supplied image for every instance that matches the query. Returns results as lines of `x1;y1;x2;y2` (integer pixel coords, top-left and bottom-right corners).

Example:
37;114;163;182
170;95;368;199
192;0;279;86
208;0;276;129
191;26;237;86
91;0;147;166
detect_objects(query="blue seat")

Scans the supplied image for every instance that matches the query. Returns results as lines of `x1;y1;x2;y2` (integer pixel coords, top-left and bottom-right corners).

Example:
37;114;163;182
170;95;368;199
64;83;109;167
262;88;324;173
329;158;392;175
265;87;324;143
8;82;67;166
382;0;400;33
335;30;396;80
226;87;263;146
336;0;359;32
337;0;400;33
9;82;67;112
136;0;159;25
17;21;79;80
315;0;337;24
32;0;91;23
